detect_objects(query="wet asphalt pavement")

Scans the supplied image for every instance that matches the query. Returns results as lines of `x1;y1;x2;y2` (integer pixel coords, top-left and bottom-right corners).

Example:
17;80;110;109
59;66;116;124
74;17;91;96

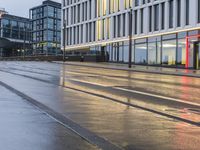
0;61;200;150
0;83;97;150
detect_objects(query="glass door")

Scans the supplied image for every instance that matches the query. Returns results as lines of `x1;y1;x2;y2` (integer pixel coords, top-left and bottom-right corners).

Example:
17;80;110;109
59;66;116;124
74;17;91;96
193;42;200;69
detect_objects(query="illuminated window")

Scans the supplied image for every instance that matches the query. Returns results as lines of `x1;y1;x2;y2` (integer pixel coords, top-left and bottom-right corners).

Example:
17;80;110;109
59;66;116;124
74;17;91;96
103;0;107;16
106;18;110;39
97;20;101;40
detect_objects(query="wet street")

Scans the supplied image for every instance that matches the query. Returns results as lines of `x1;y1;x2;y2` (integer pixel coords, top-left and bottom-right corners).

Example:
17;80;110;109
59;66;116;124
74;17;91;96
0;61;200;150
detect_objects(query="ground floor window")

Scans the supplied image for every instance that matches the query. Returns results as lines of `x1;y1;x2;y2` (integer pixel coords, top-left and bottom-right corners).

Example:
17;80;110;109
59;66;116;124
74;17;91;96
162;39;176;65
135;43;147;64
104;30;200;68
177;39;186;66
148;40;161;65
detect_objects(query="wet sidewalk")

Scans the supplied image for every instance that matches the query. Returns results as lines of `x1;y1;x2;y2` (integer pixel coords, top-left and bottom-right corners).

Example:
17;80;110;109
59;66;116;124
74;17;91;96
0;85;97;150
54;61;200;78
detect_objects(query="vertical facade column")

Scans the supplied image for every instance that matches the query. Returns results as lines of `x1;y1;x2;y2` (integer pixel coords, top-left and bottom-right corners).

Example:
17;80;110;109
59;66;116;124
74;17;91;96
152;5;155;32
91;22;94;41
110;16;114;39
173;0;177;28
120;14;123;37
125;12;129;37
190;0;198;26
164;1;169;30
79;25;81;43
143;7;148;34
133;10;136;35
83;23;86;43
71;27;74;45
91;0;95;19
159;3;162;31
87;0;90;21
75;5;78;24
116;15;118;37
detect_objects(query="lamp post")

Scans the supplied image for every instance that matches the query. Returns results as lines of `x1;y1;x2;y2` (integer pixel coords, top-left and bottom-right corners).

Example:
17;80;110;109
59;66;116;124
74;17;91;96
128;10;133;68
63;20;66;62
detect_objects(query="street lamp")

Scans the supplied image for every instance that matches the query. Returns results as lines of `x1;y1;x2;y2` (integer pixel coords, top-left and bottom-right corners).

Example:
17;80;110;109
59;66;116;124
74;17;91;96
128;10;133;68
63;20;66;62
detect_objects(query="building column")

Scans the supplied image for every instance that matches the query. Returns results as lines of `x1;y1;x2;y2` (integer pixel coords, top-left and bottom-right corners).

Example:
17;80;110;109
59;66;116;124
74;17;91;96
165;0;169;30
190;0;198;26
173;0;177;28
159;3;162;31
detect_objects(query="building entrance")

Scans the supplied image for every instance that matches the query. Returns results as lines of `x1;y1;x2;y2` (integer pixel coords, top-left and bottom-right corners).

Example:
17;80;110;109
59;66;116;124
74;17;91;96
193;41;200;69
186;35;200;69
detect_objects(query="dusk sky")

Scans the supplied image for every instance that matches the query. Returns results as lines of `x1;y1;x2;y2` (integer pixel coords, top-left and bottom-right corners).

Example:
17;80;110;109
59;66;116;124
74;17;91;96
0;0;61;18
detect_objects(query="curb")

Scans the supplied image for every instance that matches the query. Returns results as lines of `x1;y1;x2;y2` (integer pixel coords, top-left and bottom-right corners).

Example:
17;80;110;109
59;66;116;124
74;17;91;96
52;61;200;78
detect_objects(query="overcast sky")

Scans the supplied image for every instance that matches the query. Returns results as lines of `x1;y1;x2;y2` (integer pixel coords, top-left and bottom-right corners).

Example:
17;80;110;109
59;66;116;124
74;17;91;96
0;0;61;18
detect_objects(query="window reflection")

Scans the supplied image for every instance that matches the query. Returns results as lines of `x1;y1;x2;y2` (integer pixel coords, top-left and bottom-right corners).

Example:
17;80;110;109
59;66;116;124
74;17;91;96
148;40;161;64
135;43;147;64
177;39;186;65
162;39;176;65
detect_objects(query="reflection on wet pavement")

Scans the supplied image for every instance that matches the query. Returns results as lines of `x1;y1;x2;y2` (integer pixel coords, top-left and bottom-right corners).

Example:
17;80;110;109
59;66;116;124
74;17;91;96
0;61;200;150
0;85;97;150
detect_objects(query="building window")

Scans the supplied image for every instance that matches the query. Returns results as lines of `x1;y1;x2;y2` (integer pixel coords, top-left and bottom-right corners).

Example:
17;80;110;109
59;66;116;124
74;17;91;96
177;0;181;27
141;8;144;33
117;15;121;37
169;0;174;28
134;10;137;34
186;0;189;25
135;0;139;6
154;4;159;31
135;39;147;64
161;3;165;30
162;39;176;65
149;6;152;32
148;37;161;64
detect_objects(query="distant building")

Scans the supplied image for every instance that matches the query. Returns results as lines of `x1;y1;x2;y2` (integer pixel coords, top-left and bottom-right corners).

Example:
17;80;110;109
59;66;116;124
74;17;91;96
0;8;31;57
30;0;61;55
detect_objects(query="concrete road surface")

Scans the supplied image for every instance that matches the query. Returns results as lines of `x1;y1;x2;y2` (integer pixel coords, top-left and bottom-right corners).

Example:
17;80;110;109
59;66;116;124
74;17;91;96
0;61;200;150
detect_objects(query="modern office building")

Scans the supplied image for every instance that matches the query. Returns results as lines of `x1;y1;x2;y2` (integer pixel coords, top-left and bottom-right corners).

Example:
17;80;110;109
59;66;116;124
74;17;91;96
30;0;61;55
0;8;31;57
62;0;200;69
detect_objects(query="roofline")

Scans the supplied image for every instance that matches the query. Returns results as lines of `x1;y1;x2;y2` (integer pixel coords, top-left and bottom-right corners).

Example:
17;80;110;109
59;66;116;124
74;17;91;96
30;0;61;10
1;14;30;22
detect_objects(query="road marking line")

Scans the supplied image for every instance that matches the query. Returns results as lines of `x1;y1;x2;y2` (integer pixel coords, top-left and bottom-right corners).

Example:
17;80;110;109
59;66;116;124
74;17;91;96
69;79;109;87
114;87;200;107
69;78;200;107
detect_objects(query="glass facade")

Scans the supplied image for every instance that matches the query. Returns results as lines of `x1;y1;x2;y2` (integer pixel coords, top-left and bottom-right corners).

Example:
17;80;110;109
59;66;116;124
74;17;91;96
1;18;31;40
0;13;31;57
105;30;200;69
30;0;61;55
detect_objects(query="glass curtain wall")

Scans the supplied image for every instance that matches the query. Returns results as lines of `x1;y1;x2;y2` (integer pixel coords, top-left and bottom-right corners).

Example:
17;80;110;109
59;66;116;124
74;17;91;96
135;39;147;64
177;32;187;66
148;36;161;65
107;41;129;63
162;41;176;65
